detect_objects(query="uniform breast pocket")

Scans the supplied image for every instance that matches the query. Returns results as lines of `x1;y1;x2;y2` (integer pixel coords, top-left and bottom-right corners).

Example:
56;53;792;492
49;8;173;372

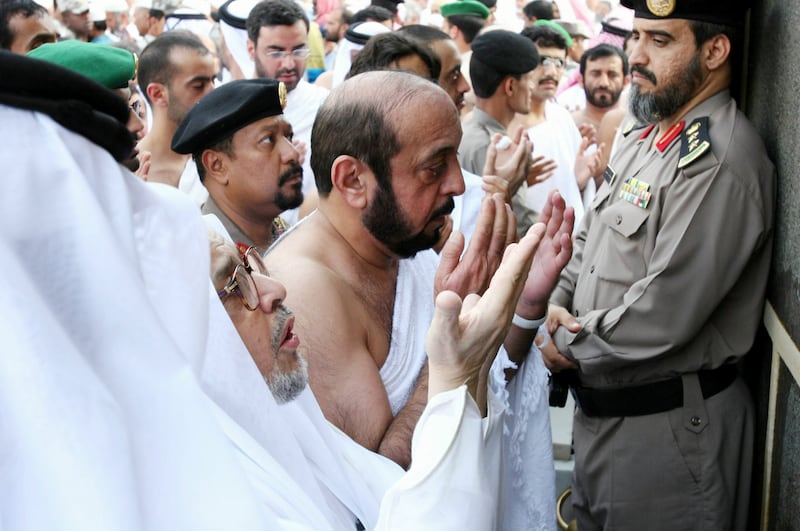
594;200;650;285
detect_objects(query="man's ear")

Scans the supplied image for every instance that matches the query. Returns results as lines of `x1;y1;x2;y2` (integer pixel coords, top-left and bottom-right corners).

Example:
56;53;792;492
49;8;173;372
501;75;515;98
703;34;731;71
145;82;167;109
202;149;229;185
330;155;371;209
446;24;460;41
247;38;256;61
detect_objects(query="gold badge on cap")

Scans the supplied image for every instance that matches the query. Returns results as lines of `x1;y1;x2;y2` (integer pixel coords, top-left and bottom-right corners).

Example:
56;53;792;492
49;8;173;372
646;0;675;17
278;81;287;110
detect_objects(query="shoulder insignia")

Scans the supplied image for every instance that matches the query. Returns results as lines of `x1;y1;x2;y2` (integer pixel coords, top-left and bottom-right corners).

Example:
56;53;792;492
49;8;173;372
603;164;616;185
678;117;711;169
622;118;647;137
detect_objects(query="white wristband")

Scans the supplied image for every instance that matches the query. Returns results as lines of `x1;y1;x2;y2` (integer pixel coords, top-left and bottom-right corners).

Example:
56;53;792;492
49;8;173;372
512;312;547;330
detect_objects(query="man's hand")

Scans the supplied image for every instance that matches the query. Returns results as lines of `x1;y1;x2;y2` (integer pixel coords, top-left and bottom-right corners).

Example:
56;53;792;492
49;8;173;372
481;175;510;203
292;139;308;165
527;154;557;187
574;137;605;191
539;304;580;371
434;193;515;299
426;222;547;413
577;122;598;146
484;127;532;195
134;150;151;181
515;190;574;320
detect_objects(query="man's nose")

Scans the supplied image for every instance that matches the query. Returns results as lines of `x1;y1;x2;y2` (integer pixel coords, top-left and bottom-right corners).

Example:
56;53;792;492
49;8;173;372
252;273;287;313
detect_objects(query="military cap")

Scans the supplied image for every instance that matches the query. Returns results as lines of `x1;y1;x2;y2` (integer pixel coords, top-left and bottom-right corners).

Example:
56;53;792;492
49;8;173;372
28;41;136;89
440;0;490;20
620;0;750;27
172;78;286;155
533;19;574;47
471;30;539;75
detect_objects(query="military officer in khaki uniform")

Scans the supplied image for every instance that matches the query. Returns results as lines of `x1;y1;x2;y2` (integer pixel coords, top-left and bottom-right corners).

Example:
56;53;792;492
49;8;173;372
543;0;775;529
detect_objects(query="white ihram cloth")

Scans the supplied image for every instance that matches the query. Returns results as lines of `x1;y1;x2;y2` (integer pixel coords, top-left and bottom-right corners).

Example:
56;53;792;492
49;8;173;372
385;246;558;531
526;100;596;232
178;157;209;207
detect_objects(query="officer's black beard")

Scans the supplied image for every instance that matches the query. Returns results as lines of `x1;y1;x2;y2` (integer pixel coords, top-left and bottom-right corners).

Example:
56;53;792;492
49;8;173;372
629;53;704;124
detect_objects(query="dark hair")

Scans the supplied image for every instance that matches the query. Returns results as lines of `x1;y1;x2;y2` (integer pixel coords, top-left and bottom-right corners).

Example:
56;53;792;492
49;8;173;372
352;5;393;24
0;0;46;49
445;14;484;43
369;0;398;15
347;32;441;80
522;0;553;21
193;136;234;183
396;23;449;44
311;76;418;195
138;31;210;103
246;0;309;43
579;43;628;76
520;24;567;50
469;54;519;98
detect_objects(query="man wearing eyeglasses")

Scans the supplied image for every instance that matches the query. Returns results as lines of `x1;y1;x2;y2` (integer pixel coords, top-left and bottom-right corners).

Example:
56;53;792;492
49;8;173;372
511;23;603;232
246;0;329;225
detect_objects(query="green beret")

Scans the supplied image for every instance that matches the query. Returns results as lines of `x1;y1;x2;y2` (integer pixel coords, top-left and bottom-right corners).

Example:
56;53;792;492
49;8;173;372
471;30;539;75
172;79;287;155
533;19;573;47
441;0;490;20
28;41;136;89
620;0;750;27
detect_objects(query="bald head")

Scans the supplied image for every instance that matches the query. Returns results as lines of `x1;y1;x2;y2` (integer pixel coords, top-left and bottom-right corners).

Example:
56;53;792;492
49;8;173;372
311;70;456;195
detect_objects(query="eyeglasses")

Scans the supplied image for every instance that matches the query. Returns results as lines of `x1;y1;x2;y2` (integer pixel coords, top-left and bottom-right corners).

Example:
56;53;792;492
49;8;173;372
129;100;145;119
262;48;311;60
217;247;269;311
539;56;565;69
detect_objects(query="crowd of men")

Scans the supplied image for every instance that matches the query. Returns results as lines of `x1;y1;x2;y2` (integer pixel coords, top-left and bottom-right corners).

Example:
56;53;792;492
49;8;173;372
0;0;775;529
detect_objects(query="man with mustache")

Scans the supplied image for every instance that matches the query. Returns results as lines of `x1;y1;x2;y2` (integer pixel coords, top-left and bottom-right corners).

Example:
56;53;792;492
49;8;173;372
173;78;304;253
571;43;630;131
512;23;603;231
265;70;575;478
247;0;329;225
543;0;775;528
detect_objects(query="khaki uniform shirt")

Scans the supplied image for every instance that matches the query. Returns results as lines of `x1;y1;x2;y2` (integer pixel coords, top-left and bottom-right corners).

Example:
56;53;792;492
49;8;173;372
550;90;775;389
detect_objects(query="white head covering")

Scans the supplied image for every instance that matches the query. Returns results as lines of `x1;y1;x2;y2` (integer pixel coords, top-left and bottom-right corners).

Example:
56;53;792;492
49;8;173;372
219;0;258;78
331;21;391;87
0;105;276;531
202;216;404;530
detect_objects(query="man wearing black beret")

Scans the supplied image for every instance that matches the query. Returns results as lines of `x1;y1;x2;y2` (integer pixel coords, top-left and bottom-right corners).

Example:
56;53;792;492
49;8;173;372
543;1;774;529
459;29;541;237
173;78;304;253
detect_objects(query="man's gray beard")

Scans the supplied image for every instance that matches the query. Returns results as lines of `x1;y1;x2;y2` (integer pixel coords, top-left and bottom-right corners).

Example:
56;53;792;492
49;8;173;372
266;351;308;404
629;53;703;124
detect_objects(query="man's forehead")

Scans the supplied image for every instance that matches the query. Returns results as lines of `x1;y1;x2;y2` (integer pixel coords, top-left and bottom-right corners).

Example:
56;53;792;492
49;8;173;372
587;54;624;70
536;44;567;57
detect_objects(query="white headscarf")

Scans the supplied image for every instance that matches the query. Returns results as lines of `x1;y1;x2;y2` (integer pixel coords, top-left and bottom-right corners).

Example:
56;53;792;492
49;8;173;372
0;105;275;531
202;216;404;530
331;21;391;87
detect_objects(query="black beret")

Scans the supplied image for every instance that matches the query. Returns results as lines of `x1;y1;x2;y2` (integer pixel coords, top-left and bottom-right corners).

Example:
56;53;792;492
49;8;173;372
471;30;539;75
620;0;750;27
172;78;286;155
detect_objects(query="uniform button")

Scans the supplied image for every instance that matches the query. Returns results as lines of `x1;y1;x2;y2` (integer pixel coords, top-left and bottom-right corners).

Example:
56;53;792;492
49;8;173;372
590;265;595;274
615;215;623;225
691;416;702;426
